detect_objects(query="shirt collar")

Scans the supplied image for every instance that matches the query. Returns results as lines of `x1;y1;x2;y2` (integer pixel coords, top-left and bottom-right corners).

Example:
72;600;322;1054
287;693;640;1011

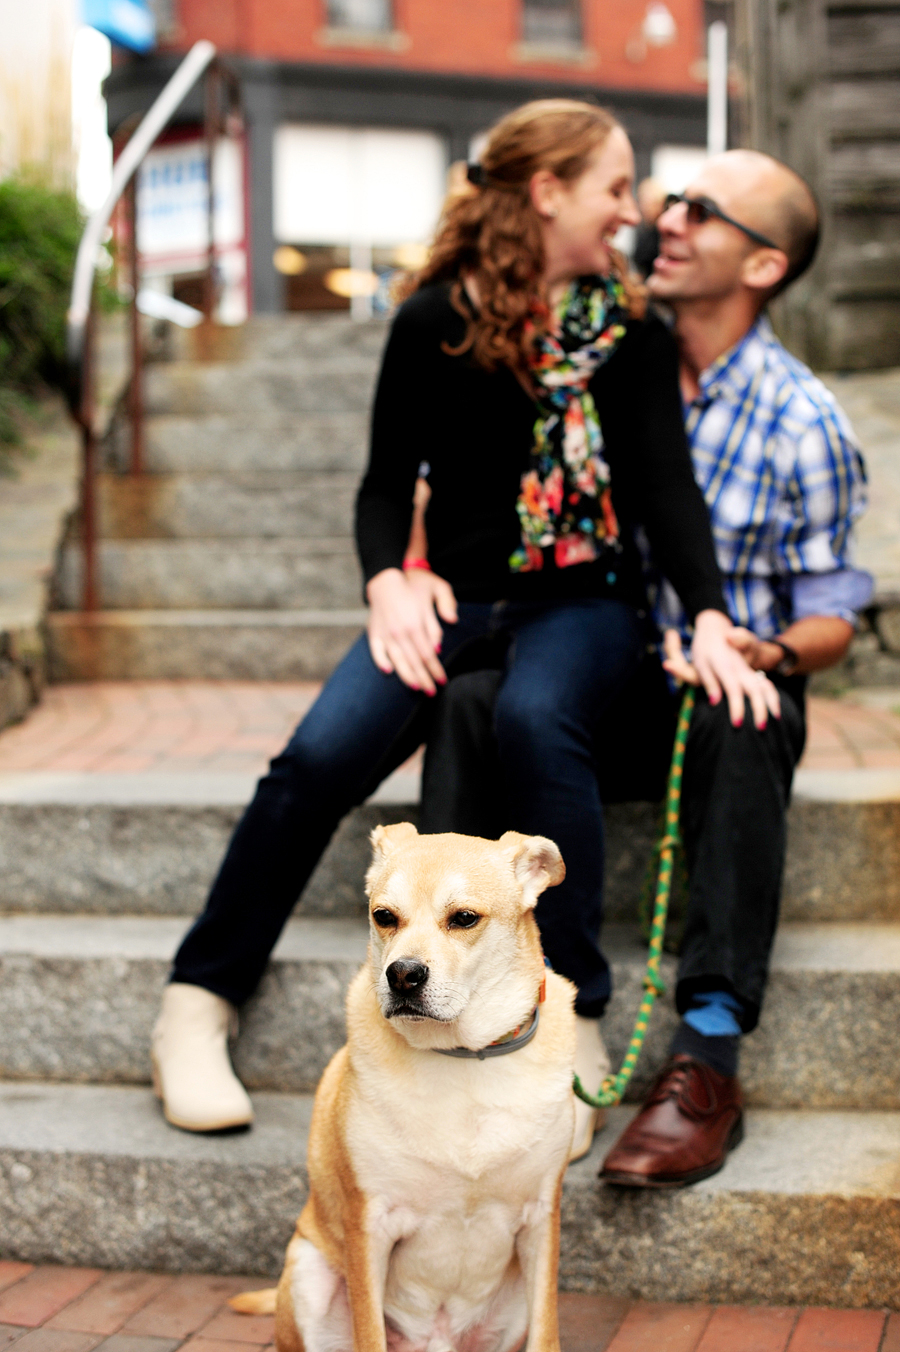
695;314;776;408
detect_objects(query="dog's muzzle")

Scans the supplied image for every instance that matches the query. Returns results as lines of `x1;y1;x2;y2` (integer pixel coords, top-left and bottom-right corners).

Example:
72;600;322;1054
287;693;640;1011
387;958;429;994
384;958;430;1018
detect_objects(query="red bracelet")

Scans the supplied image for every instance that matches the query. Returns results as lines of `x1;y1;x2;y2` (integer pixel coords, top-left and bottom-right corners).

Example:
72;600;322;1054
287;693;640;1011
403;558;432;573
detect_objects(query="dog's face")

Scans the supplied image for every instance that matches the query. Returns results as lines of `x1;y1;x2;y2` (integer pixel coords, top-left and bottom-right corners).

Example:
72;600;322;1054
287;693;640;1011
364;824;565;1051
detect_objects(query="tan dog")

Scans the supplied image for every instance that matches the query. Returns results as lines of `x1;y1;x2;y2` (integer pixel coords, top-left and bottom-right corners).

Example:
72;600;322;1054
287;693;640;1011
235;823;576;1352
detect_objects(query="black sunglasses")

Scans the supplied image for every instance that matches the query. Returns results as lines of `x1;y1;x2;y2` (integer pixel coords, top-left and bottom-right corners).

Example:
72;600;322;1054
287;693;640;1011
663;193;779;250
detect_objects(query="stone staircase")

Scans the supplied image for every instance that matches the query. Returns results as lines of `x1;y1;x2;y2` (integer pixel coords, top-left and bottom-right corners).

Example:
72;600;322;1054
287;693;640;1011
2;317;898;1305
46;317;384;681
0;768;899;1305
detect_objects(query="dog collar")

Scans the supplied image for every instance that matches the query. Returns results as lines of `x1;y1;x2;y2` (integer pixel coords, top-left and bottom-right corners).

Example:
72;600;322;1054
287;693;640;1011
434;975;545;1061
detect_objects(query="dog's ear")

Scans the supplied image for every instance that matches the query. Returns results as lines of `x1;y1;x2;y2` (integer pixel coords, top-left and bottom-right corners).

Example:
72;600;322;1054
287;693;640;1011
499;832;565;911
369;821;419;869
366;822;419;895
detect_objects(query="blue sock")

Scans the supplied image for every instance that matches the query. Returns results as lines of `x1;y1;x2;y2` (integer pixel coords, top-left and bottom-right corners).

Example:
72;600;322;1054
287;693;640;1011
670;991;744;1078
682;990;744;1038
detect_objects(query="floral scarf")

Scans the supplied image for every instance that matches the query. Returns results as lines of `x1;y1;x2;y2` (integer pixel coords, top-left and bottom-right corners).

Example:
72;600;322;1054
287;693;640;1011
509;275;629;573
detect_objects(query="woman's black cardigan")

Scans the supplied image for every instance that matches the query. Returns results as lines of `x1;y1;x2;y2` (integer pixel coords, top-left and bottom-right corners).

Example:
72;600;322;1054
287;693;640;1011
355;282;726;621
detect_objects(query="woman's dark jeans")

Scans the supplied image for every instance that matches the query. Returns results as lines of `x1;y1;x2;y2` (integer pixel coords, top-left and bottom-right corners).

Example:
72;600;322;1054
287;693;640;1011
172;597;643;1017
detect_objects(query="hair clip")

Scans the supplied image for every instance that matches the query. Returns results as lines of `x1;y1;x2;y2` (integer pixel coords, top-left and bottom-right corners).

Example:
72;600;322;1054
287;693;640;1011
466;163;486;187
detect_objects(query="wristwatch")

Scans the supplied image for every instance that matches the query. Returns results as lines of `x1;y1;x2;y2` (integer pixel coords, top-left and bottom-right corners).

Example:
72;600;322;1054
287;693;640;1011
771;639;799;677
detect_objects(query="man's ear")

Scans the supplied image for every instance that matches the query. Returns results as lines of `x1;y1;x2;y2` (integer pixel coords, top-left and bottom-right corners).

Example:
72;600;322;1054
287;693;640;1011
499;831;566;911
741;246;788;295
366;822;418;893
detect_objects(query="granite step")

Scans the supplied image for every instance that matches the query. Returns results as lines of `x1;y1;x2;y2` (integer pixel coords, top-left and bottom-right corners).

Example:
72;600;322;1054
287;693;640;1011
234;312;388;364
93;473;360;541
54;540;363;611
144;357;380;419
44;610;367;681
0;912;897;1109
111;412;369;475
0;1081;897;1308
2;771;899;923
0;789;409;918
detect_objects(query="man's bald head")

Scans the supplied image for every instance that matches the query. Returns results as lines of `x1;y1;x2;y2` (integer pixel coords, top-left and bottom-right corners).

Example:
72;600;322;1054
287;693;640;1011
703;150;819;292
649;149;819;312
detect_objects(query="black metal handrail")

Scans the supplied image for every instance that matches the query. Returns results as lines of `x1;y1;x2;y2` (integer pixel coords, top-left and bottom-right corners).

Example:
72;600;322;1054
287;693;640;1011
65;39;223;611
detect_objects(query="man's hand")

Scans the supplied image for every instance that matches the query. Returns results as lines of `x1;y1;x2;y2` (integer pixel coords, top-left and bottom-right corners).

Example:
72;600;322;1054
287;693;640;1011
727;616;854;674
366;567;457;695
724;626;786;672
663;610;781;728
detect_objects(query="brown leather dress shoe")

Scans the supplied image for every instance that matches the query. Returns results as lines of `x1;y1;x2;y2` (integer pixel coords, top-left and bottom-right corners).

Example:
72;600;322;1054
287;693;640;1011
600;1054;744;1188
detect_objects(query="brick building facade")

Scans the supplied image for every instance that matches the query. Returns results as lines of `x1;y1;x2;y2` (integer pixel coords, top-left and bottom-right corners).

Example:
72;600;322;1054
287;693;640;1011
107;0;709;312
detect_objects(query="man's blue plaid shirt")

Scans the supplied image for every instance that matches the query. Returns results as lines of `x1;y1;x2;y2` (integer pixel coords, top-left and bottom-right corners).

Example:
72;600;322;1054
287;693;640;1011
655;315;871;640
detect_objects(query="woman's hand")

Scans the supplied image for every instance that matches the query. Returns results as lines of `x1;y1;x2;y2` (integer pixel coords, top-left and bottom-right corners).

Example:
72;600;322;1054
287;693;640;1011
662;610;781;728
366;567;458;695
723;625;784;673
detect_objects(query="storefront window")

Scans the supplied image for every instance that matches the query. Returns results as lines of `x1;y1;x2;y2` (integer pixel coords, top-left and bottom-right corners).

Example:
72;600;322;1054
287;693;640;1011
522;0;582;46
326;0;392;31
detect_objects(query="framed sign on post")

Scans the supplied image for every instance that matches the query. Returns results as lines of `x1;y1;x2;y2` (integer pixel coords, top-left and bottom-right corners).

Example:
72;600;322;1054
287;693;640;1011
135;130;249;324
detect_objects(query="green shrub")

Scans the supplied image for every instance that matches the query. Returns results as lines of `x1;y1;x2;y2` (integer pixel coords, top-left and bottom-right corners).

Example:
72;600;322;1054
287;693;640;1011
0;176;83;472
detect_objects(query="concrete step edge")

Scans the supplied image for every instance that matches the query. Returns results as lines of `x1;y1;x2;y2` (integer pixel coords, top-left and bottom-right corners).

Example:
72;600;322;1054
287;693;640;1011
59;539;359;557
3;787;900;927
8;757;900;807
46;608;369;627
0;917;897;1108
0;1082;898;1305
96;470;363;485
147;357;382;378
143;410;369;427
44;613;367;679
1;914;898;972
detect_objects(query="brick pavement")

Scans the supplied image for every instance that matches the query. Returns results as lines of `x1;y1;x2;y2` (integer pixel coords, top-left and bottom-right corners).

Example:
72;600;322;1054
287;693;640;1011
0;1266;895;1352
1;682;899;776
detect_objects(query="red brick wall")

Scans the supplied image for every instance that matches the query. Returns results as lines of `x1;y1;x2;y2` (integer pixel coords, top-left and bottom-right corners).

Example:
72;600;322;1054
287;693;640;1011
165;0;705;95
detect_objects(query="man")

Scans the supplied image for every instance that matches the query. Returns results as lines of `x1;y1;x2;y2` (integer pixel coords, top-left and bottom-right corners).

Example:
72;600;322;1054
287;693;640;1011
418;149;870;1185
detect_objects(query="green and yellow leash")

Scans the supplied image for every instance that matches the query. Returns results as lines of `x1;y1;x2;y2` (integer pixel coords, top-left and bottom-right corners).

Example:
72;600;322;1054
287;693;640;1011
573;686;695;1109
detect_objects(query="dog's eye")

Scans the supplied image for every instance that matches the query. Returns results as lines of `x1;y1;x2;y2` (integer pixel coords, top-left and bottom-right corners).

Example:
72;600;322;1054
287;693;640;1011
448;910;481;930
372;908;398;928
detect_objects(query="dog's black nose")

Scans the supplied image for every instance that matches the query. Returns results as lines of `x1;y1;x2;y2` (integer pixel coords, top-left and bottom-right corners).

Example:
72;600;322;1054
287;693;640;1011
386;959;429;994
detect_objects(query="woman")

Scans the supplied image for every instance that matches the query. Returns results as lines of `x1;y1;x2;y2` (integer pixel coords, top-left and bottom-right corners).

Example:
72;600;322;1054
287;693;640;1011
152;100;771;1159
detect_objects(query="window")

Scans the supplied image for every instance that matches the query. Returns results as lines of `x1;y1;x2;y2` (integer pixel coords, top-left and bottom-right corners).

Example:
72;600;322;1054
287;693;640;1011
522;0;582;47
326;0;392;32
274;125;446;249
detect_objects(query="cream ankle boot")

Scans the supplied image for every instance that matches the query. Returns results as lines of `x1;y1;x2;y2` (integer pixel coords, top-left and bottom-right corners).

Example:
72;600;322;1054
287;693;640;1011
569;1015;610;1162
152;982;254;1132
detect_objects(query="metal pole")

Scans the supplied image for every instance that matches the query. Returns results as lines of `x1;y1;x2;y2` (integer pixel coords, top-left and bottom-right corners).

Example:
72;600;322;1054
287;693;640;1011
350;240;373;322
127;176;144;475
204;63;219;324
68;40;217;369
707;20;729;156
80;305;98;612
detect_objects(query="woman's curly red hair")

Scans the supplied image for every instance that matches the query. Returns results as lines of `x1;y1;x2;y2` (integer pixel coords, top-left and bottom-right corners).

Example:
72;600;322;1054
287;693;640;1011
407;99;645;374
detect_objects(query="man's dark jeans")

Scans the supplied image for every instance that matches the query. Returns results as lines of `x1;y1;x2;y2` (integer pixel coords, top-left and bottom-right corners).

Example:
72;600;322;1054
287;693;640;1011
418;657;807;1031
172;597;644;1017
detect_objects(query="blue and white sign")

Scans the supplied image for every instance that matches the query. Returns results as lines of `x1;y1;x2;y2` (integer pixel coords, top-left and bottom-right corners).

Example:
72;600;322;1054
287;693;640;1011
137;137;244;262
135;136;248;325
81;0;155;53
